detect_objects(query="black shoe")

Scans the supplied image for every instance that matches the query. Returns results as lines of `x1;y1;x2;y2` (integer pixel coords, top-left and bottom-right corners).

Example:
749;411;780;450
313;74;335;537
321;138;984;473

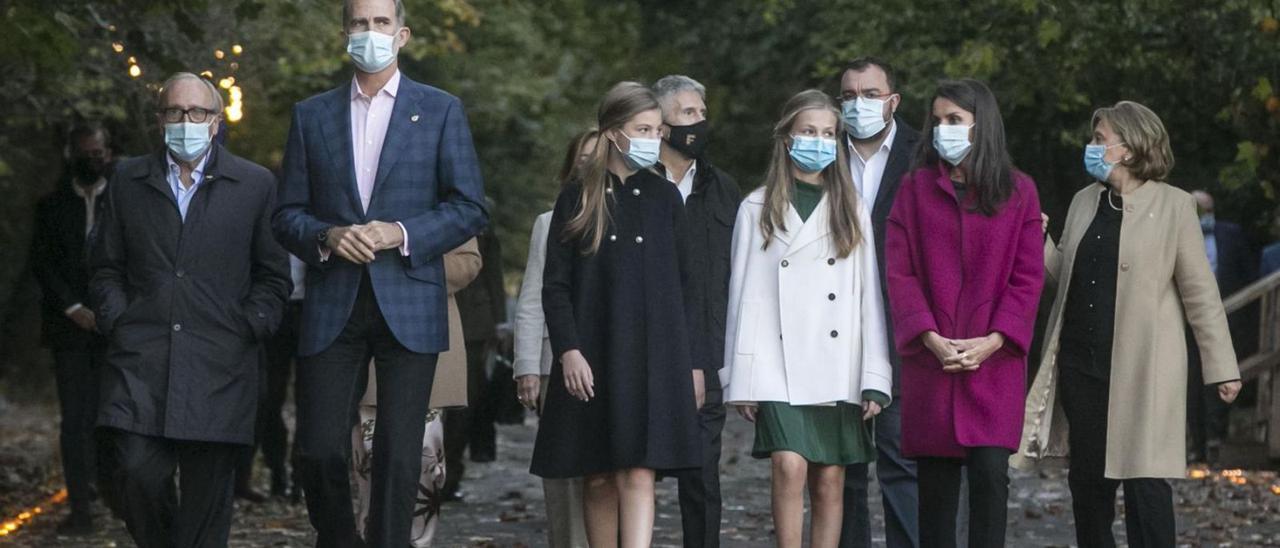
56;513;94;536
235;487;269;503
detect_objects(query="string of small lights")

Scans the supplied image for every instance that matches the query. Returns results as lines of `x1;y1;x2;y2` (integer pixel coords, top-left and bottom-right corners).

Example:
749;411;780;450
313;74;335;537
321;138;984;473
0;489;67;538
109;24;245;123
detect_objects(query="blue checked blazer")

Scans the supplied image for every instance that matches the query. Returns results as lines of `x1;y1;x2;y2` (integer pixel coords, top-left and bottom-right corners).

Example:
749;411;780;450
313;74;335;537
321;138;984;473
273;75;488;357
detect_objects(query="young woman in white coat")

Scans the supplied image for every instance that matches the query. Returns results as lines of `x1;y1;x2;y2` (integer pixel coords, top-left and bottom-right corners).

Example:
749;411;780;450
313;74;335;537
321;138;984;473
722;89;893;548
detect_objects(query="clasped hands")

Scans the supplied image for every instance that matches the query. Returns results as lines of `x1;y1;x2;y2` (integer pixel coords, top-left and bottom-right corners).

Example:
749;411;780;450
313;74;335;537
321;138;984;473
325;221;404;264
923;330;1005;373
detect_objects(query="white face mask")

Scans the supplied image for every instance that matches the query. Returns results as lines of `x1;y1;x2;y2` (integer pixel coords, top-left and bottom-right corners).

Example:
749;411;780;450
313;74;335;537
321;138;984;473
933;123;974;165
842;96;889;139
347;30;398;73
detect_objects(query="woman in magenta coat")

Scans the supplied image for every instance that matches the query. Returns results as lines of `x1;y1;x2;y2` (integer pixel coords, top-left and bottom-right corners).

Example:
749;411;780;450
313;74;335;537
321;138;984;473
885;79;1044;548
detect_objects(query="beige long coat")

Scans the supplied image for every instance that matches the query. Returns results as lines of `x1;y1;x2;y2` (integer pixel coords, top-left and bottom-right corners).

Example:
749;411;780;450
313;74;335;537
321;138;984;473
361;238;482;409
1012;182;1240;479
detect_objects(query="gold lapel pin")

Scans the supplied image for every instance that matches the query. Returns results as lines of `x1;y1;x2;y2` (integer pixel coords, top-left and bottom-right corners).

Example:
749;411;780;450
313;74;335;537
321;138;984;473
410;114;420;122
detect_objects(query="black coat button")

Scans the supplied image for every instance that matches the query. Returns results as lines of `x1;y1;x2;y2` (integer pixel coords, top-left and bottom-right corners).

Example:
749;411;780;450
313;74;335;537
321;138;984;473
830;330;838;338
781;260;789;268
257;312;266;319
828;293;836;301
827;258;836;265
175;269;185;278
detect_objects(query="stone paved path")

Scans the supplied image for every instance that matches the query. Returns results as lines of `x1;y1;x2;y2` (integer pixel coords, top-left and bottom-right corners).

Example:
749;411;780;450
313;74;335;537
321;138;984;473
2;402;1279;547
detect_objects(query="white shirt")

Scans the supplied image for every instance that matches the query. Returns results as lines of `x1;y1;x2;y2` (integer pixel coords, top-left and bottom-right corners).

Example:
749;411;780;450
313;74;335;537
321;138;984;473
165;152;211;221
70;176;107;236
847;120;897;205
664;160;698;202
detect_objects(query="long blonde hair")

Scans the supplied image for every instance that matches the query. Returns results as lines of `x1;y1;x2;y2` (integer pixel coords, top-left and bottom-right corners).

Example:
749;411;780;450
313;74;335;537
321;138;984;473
563;82;661;253
759;89;863;258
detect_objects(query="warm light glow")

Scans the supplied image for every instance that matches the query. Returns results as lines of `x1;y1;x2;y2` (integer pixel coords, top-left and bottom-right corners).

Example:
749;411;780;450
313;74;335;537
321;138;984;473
232;44;243;55
127;56;137;64
1187;467;1211;479
229;62;240;71
129;65;142;78
1271;484;1280;495
218;76;235;89
1222;469;1245;478
107;24;117;32
111;42;124;53
214;49;225;60
0;489;68;538
200;70;214;79
225;85;244;123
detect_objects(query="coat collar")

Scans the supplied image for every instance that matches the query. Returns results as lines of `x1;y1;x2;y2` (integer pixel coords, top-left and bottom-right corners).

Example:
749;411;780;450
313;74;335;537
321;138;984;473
1094;179;1163;204
782;192;831;256
873;118;920;218
135;145;240;205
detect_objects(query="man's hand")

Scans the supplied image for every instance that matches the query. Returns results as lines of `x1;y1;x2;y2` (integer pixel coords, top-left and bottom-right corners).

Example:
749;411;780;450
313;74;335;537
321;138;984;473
517;374;541;411
359;221;405;252
325;225;378;264
692;370;706;410
67;307;97;332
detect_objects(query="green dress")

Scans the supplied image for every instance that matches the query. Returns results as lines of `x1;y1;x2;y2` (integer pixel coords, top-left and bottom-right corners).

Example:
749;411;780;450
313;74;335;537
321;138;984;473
750;181;891;465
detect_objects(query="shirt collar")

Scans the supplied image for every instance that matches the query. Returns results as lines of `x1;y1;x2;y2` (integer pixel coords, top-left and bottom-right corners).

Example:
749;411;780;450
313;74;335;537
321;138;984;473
166;149;211;184
664;159;698;181
350;69;402;101
71;176;108;199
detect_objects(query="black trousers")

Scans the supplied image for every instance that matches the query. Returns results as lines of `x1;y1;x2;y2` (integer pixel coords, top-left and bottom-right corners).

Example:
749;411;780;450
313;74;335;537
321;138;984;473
443;339;493;493
1059;366;1175;548
841;399;920;548
111;430;239;548
237;301;302;493
53;348;108;515
917;447;1009;548
295;275;438;548
677;372;725;548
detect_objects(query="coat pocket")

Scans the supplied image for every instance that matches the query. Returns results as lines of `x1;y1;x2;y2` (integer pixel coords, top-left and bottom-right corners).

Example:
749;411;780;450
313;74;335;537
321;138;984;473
735;300;761;355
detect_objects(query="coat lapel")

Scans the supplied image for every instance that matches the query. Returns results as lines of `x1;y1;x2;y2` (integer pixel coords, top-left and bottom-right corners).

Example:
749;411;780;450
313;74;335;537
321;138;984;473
784;194;831;257
369;83;421;211
873;120;917;222
319;88;363;216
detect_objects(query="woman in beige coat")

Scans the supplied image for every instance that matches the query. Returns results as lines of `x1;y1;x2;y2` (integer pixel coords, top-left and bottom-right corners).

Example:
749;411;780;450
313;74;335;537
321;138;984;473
1013;101;1242;547
353;239;482;547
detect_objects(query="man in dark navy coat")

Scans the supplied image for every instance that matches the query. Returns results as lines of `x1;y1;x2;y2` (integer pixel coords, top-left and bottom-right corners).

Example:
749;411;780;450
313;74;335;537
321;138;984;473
272;0;488;545
31;122;116;535
89;73;291;548
836;57;923;548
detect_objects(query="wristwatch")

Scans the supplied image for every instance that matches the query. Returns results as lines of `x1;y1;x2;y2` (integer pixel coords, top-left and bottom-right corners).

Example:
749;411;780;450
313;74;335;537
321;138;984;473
317;227;331;245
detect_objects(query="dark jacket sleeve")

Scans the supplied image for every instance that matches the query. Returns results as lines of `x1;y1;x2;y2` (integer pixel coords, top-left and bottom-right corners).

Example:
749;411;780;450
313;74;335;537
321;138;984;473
398;98;490;268
242;176;293;341
482;232;507;326
30;196;79;311
272;104;333;268
542;188;581;359
88;173;129;336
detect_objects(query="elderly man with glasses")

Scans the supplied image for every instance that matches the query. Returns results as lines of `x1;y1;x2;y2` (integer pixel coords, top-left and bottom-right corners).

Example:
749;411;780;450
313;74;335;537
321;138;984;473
89;72;291;548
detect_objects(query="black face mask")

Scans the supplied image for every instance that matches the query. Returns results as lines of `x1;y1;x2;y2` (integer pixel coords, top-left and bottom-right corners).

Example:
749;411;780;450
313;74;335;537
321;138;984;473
665;120;710;159
72;157;109;183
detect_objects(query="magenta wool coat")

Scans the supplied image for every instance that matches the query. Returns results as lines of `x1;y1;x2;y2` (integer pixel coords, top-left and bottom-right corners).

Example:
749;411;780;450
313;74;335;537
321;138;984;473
885;163;1045;458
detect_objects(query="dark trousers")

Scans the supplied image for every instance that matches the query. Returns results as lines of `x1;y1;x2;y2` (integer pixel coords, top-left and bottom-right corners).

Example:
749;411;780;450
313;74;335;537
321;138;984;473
1059;366;1175;548
677;373;725;548
111;430;239;548
1186;333;1229;461
53;348;106;515
917;447;1009;548
295;276;439;548
237;302;301;493
443;339;493;492
840;400;920;548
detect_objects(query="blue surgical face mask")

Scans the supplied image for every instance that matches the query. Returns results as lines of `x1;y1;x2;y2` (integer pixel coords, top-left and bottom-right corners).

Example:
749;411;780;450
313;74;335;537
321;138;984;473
164;121;213;162
614;132;661;170
347;30;398;73
842;97;888;139
1083;143;1122;183
933;123;973;165
789;136;839;173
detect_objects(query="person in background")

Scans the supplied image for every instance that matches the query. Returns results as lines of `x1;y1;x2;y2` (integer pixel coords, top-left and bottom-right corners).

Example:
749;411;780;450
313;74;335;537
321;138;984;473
651;74;741;548
833;57;922;548
1260;209;1280;276
353;239;481;546
513;128;598;548
722;89;891;548
89;72;291;547
444;223;506;499
1015;101;1242;547
263;254;307;502
31;121;116;535
1186;190;1256;463
886;79;1044;548
532;81;703;548
271;0;488;544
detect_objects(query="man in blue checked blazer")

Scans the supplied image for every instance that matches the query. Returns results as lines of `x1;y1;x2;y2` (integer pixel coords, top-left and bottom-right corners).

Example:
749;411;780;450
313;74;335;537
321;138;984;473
271;1;487;545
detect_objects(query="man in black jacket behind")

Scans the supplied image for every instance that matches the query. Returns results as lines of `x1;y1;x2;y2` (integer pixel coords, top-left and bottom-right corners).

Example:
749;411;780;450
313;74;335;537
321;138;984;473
31;122;115;535
653;74;742;548
89;73;291;548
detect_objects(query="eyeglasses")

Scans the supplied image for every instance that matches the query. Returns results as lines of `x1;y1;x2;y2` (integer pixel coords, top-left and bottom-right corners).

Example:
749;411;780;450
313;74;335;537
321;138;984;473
159;107;217;124
839;91;895;103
